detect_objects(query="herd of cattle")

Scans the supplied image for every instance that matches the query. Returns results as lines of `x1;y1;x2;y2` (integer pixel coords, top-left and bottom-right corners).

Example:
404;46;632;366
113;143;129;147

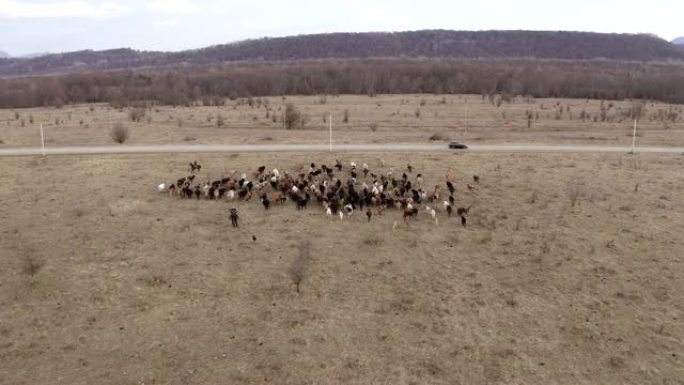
158;160;477;227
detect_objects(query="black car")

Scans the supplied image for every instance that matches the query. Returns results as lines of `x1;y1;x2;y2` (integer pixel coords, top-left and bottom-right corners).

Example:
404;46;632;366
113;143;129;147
448;141;468;149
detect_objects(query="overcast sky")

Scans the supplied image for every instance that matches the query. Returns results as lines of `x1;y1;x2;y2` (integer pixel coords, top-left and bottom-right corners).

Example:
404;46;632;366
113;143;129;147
0;0;682;56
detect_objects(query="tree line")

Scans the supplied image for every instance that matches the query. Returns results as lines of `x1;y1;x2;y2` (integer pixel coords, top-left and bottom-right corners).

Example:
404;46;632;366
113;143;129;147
1;58;684;109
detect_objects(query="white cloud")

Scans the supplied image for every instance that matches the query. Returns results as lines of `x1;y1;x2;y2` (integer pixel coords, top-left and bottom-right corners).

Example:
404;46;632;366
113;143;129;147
0;0;127;18
147;0;196;14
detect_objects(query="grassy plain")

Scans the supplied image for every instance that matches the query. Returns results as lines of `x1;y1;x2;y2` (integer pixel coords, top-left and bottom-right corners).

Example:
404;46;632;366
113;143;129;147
0;94;683;148
1;151;683;385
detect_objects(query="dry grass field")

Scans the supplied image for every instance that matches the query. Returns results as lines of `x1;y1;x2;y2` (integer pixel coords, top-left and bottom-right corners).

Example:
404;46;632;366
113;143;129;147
1;151;683;385
0;94;683;148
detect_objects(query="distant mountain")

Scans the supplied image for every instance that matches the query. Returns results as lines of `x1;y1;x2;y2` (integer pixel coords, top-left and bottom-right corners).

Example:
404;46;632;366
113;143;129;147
0;51;10;59
21;52;51;59
1;30;683;76
672;37;684;45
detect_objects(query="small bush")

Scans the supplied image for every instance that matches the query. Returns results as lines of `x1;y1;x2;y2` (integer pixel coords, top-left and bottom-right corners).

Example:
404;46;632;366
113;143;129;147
284;103;304;130
415;108;421;118
370;122;379;132
129;107;146;122
110;123;129;144
429;133;447;141
70;207;86;218
290;241;311;293
342;109;349;123
216;114;225;128
23;254;43;277
567;182;582;207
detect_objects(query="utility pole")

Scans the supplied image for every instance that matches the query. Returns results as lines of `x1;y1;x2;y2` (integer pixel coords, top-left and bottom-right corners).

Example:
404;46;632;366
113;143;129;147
464;100;468;135
40;123;45;156
631;119;637;153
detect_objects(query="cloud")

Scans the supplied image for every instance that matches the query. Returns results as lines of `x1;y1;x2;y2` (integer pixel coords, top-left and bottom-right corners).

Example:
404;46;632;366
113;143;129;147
0;0;127;18
147;0;196;14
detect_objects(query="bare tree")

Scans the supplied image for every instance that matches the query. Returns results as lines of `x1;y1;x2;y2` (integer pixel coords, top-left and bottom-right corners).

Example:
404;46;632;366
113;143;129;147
290;241;311;293
284;103;303;130
110;123;129;144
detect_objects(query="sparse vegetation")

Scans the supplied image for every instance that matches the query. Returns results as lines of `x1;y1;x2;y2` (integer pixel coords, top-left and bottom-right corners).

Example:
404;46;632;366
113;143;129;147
110;123;129;144
1;151;683;385
129;107;146;123
22;252;43;277
290;240;311;293
567;181;582;207
429;133;447;141
284;103;304;130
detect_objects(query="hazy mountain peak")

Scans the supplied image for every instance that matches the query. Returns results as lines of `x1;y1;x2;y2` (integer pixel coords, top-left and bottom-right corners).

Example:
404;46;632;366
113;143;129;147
673;37;684;45
0;51;11;59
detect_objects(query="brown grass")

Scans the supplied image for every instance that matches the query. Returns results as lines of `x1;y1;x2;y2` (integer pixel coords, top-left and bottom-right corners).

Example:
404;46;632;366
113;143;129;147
1;94;681;148
0;151;683;385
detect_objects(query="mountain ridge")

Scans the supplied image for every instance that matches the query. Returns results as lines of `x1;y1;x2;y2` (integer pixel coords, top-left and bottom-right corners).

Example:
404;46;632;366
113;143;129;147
1;30;683;76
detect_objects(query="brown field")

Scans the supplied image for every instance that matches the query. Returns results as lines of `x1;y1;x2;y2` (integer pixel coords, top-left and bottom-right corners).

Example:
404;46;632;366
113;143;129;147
0;94;683;148
1;151;683;385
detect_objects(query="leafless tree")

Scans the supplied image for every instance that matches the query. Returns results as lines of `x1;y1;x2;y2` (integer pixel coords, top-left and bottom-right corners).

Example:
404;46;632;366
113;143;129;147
290;241;311;293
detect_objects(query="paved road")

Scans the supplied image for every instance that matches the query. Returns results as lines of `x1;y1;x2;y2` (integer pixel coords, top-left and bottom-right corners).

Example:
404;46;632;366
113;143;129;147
1;143;683;156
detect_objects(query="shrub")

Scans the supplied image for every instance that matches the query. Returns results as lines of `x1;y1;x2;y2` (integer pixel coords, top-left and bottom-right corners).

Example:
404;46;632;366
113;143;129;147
429;133;446;141
370;122;379;132
53;97;64;109
129;107;146;123
342;109;349;123
23;253;43;277
567;182;582;207
284;103;303;130
110;123;129;144
290;241;311;293
216;114;225;128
